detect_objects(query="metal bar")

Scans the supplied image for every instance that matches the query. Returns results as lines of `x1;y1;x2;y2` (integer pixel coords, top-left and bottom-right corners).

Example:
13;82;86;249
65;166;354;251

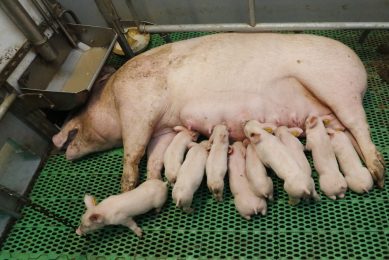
0;41;31;88
248;0;256;27
0;93;17;122
40;0;78;48
95;0;135;58
0;184;75;229
31;0;59;33
0;0;57;62
140;22;389;33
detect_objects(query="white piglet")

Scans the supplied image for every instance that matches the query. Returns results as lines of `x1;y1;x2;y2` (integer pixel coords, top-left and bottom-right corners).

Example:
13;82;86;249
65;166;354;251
228;141;267;220
274;126;320;200
245;143;274;200
172;140;209;213
206;124;230;201
164;126;199;185
305;115;348;200
327;129;373;194
274;126;312;175
76;179;168;237
244;120;318;205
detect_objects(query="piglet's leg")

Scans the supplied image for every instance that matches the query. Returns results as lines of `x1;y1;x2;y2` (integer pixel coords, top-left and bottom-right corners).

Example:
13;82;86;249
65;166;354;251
124;218;143;237
146;131;176;180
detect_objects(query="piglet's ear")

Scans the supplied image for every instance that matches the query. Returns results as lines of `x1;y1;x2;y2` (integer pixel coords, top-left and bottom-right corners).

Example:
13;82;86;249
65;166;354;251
321;114;334;126
326;128;336;136
228;145;233;154
249;132;261;144
191;132;199;141
305;116;318;129
173;126;185;132
242;138;250;147
288;127;303;137
84;194;97;209
89;213;103;223
187;142;197;149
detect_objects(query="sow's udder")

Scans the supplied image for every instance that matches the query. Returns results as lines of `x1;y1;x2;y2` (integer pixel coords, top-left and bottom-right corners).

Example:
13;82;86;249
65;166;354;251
178;86;330;140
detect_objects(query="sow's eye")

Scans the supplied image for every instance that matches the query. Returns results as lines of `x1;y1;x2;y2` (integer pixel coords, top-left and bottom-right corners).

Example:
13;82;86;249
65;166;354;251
61;128;79;150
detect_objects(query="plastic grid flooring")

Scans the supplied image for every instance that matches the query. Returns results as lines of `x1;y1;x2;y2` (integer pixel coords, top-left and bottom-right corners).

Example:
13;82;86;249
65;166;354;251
1;30;388;259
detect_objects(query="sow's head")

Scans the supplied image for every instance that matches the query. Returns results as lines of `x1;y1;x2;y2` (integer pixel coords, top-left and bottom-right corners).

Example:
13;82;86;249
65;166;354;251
52;114;91;160
52;66;116;160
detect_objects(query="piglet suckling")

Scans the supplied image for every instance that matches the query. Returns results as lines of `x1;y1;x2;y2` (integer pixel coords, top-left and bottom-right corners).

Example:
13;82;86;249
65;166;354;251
274;126;321;202
274;126;311;176
206;124;230;201
245;143;274;200
172;141;209;213
228;141;267;220
327;129;373;194
244;120;318;205
164;126;199;185
305;115;348;200
76;179;168;237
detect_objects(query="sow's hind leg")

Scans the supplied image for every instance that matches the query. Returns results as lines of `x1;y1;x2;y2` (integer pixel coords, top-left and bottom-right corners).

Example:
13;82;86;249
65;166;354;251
296;54;385;187
329;96;385;187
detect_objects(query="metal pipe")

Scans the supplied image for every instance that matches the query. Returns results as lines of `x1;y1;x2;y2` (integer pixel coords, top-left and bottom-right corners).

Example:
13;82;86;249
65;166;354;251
95;0;135;58
31;0;59;33
58;9;81;24
248;0;256;27
40;0;78;48
0;0;57;62
0;93;17;122
140;22;389;33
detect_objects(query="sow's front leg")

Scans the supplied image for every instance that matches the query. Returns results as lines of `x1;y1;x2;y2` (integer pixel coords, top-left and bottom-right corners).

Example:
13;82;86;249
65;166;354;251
114;80;167;192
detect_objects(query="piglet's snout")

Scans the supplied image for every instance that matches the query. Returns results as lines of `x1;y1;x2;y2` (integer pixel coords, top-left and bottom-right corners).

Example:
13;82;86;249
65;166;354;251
76;227;83;236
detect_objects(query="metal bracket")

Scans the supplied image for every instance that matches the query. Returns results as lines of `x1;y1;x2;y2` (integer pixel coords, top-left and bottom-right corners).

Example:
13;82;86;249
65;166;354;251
18;93;55;111
0;42;31;88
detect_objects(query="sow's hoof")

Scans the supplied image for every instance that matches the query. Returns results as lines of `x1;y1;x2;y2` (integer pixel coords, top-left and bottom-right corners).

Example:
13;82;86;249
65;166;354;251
121;175;138;192
372;155;386;189
365;150;385;189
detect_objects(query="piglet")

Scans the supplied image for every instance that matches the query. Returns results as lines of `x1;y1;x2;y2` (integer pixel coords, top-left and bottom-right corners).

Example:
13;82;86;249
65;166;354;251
76;179;168;237
164;126;199;185
305;115;348;200
244;120;318;205
228;141;267;220
172;140;209;213
274;126;320;201
274;126;311;175
206;124;230;201
327;129;373;193
245;143;274;200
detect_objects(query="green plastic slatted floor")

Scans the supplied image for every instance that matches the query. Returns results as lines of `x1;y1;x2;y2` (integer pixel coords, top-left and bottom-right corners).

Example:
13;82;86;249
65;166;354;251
1;30;389;259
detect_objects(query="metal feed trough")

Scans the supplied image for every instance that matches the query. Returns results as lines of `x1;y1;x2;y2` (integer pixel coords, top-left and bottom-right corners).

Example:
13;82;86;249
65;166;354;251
0;0;388;258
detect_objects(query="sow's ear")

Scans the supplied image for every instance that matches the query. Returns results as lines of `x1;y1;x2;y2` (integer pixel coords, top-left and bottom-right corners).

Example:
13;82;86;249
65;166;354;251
84;194;97;209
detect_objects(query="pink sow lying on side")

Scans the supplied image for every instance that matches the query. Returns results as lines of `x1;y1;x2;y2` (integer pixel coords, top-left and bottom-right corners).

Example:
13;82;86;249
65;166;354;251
52;33;385;192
